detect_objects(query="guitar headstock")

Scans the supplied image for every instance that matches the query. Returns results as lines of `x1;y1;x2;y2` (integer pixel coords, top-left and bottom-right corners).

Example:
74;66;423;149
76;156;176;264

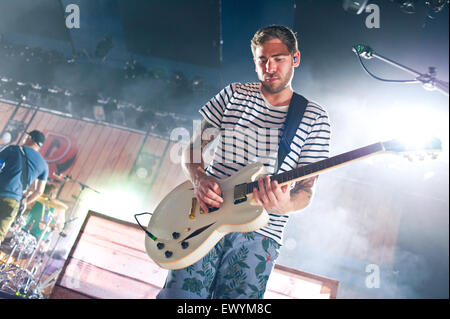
382;137;443;161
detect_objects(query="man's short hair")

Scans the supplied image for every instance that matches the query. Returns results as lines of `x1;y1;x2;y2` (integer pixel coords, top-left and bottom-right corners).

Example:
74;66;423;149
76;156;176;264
251;25;299;57
43;183;57;196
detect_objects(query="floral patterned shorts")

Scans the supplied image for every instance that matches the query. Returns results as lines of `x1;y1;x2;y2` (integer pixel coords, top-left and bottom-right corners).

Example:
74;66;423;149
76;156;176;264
156;232;280;299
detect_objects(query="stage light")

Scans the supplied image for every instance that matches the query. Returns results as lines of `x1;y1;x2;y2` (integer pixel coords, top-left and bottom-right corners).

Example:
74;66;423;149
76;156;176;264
426;0;449;18
79;184;148;223
1;131;12;144
1;120;26;145
368;101;448;150
93;105;106;121
191;76;204;91
131;152;157;182
342;0;369;14
14;82;29;102
391;136;442;156
48;86;61;94
31;83;42;90
399;0;417;14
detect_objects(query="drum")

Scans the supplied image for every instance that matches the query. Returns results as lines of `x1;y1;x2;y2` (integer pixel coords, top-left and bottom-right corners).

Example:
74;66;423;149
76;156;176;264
9;230;37;257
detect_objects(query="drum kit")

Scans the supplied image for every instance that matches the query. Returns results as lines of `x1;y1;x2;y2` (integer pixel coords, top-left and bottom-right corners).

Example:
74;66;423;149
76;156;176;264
0;196;68;299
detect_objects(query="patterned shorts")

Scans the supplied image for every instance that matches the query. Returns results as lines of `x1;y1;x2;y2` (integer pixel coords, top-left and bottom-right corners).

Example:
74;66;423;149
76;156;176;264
156;231;280;299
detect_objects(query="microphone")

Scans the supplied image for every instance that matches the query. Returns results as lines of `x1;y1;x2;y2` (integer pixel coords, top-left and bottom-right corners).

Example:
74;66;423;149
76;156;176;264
53;172;71;181
53;172;63;178
352;44;374;59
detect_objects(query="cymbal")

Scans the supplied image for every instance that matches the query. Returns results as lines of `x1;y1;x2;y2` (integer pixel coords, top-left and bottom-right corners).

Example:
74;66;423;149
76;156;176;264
37;195;51;202
48;199;69;210
37;197;69;211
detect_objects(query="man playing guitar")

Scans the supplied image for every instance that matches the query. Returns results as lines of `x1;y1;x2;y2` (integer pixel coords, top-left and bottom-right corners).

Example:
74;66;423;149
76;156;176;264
156;25;331;299
0;130;48;247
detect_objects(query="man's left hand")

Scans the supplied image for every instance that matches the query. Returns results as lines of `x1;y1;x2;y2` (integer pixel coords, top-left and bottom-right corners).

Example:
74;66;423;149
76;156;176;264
252;175;292;215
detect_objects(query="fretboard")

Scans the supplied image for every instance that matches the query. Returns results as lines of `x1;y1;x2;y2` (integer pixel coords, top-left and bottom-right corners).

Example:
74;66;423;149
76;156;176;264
246;142;384;194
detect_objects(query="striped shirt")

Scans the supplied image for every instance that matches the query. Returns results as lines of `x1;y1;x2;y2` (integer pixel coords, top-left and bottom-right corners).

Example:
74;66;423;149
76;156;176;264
199;82;331;245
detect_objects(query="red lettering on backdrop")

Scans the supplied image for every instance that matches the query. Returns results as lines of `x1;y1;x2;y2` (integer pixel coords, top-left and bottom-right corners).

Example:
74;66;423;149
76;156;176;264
39;131;78;177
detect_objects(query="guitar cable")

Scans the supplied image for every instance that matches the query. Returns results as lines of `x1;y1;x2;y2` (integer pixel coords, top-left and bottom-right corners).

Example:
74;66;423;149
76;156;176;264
134;212;157;241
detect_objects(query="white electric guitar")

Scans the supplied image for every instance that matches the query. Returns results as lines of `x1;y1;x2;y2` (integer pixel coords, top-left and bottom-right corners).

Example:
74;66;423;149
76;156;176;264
143;138;441;270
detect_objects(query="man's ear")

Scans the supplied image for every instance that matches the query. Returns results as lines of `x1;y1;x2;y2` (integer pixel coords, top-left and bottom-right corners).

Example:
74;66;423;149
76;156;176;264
293;51;301;67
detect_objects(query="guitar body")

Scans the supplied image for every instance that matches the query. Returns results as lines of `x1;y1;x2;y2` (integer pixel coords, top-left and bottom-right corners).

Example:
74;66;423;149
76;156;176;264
145;162;269;270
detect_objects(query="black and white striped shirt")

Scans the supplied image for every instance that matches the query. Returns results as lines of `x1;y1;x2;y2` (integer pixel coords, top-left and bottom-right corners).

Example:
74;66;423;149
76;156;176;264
199;82;331;245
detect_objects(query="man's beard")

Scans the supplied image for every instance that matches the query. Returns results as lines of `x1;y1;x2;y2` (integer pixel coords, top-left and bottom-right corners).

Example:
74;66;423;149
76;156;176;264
259;69;293;94
260;78;289;94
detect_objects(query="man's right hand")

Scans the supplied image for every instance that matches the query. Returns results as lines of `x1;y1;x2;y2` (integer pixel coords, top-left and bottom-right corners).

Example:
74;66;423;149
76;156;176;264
193;175;223;214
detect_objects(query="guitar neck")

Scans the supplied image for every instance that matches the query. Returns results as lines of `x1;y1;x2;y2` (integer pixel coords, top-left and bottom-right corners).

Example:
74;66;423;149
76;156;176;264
246;142;385;193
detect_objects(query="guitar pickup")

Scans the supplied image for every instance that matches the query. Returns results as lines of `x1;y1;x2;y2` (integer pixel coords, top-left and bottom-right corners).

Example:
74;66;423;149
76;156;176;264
234;197;247;204
234;183;247;204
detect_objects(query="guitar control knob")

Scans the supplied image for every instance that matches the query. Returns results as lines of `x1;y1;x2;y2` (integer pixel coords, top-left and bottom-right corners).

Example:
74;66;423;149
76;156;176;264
181;241;189;249
157;243;165;250
165;251;173;258
172;232;180;239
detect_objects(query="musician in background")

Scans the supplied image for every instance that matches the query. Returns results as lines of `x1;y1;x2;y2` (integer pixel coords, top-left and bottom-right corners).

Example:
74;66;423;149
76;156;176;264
0;130;48;246
23;183;67;244
157;25;331;299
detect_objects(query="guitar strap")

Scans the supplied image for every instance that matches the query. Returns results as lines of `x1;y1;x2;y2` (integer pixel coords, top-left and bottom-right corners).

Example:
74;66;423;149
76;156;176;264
276;92;308;173
19;146;29;193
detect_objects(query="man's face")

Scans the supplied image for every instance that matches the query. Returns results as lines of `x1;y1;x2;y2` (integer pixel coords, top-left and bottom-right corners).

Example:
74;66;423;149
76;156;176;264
254;38;299;95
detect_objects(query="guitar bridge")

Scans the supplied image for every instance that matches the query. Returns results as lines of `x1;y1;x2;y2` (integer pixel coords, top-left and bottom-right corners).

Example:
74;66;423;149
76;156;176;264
189;198;197;219
234;183;247;204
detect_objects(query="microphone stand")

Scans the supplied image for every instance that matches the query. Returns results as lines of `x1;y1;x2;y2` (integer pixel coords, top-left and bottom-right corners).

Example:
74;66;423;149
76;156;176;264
35;175;100;295
353;44;449;97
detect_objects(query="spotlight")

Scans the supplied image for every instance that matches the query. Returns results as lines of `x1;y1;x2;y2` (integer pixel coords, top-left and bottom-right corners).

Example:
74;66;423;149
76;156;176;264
171;71;187;85
426;0;449;18
399;0;416;14
1;120;26;145
131;152;157;182
124;59;147;80
93;104;106;121
14;83;29;102
31;83;42;90
191;76;204;90
342;0;369;14
1;131;12;144
48;86;62;94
